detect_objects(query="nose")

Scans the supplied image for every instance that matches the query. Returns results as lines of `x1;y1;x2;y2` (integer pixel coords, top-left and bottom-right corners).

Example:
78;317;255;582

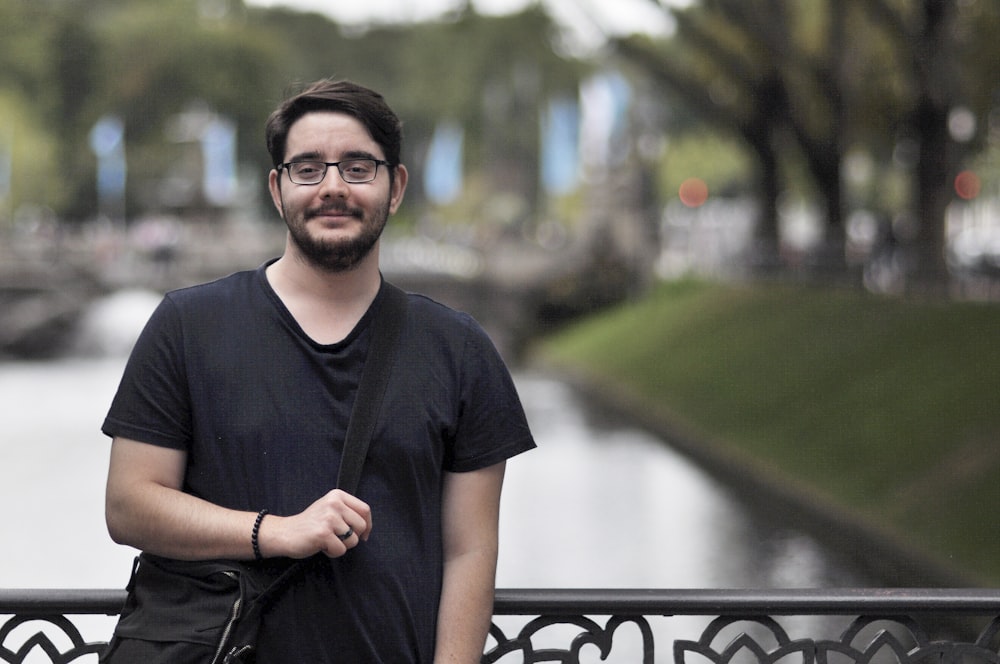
317;166;351;198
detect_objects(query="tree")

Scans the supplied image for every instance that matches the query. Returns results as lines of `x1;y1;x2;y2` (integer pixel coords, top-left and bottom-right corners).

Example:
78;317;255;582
369;6;587;223
0;91;67;222
620;0;1000;292
616;4;795;273
859;0;1000;293
0;1;77;222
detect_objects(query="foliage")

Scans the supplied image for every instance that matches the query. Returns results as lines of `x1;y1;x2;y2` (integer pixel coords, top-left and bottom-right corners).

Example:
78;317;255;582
3;0;998;294
658;130;751;198
616;0;1000;290
0;0;585;225
0;91;67;216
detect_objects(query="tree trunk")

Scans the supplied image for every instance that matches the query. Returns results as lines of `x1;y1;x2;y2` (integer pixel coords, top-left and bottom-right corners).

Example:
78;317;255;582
749;136;783;274
910;96;952;293
906;0;955;295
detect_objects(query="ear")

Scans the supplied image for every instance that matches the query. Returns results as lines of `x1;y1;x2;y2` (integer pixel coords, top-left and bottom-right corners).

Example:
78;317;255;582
389;164;408;215
267;169;284;218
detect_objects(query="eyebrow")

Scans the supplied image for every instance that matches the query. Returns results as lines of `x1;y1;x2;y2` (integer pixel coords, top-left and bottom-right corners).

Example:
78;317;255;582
286;149;382;163
286;150;322;163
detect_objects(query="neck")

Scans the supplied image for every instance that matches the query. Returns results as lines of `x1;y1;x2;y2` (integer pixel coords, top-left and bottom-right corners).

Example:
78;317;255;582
267;240;382;309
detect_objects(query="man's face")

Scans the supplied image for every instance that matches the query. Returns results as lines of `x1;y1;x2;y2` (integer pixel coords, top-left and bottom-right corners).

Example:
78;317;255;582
268;111;407;272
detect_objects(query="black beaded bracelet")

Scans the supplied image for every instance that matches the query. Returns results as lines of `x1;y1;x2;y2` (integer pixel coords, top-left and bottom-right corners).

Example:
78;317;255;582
252;508;268;561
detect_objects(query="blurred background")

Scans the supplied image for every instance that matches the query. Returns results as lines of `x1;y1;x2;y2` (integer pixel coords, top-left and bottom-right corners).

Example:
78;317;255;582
2;0;999;608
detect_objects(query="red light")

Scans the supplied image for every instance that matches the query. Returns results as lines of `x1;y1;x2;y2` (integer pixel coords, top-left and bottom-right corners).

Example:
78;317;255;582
954;170;981;200
679;178;709;207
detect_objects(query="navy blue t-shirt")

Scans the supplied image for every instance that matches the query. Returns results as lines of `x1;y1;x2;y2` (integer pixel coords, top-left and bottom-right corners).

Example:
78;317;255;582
102;262;535;662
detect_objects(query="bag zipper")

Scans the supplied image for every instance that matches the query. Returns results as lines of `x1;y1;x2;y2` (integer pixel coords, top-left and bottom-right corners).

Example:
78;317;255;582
222;644;255;663
211;571;244;664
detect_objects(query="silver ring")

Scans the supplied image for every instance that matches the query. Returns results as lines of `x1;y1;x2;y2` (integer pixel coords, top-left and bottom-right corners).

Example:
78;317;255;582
337;527;354;541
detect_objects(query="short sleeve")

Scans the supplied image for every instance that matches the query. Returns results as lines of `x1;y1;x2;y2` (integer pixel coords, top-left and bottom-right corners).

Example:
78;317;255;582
445;319;535;472
101;295;192;449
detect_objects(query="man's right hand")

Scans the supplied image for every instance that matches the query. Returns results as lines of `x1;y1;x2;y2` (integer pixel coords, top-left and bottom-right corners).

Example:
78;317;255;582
258;489;372;559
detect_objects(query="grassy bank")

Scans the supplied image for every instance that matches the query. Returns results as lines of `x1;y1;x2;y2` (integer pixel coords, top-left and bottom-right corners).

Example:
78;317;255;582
536;279;1000;585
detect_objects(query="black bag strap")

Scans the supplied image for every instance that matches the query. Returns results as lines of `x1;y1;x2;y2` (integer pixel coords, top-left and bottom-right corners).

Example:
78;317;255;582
336;281;407;494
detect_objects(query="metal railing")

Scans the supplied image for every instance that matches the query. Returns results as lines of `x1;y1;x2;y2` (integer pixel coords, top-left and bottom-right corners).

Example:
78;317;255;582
3;588;1000;663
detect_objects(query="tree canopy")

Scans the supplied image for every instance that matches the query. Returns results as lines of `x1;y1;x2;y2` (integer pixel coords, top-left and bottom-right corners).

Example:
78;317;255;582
1;0;998;293
616;0;1000;291
0;0;584;224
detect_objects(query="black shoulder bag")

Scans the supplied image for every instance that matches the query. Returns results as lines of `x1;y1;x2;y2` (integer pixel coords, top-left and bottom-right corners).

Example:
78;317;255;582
100;283;408;664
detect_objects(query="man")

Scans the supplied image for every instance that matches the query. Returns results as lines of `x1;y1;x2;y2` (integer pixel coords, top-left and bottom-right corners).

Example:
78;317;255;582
100;79;535;662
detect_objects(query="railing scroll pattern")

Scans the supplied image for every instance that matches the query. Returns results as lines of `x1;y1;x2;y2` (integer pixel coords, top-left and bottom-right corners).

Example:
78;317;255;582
1;614;106;664
0;589;121;664
3;588;1000;663
673;614;1000;664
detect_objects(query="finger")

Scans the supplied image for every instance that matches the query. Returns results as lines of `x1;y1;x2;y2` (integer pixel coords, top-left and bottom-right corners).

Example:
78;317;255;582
321;526;354;557
329;490;372;541
357;511;373;541
338;512;370;542
331;488;369;513
323;539;349;558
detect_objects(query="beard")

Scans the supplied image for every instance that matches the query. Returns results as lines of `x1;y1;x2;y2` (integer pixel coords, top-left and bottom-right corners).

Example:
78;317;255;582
282;195;390;273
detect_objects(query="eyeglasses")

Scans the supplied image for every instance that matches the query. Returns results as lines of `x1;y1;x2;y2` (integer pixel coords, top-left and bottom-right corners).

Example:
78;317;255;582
279;159;389;185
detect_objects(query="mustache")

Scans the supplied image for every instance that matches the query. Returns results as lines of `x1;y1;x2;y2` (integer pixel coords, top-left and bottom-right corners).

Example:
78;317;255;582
305;203;364;219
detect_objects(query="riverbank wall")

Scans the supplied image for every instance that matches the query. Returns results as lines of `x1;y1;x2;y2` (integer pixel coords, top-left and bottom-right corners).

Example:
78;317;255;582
542;361;977;588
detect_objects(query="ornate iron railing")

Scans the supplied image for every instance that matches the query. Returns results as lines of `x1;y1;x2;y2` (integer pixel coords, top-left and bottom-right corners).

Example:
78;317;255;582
2;588;999;663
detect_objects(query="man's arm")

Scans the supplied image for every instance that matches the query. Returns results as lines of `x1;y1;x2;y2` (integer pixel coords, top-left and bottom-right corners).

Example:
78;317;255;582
105;437;372;560
434;461;506;664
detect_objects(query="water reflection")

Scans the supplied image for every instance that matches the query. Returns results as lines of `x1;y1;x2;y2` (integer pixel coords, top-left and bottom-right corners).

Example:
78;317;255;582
70;289;164;358
1;356;137;589
498;375;867;590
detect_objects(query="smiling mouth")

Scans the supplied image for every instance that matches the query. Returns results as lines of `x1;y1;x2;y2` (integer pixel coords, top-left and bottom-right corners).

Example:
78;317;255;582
308;207;362;222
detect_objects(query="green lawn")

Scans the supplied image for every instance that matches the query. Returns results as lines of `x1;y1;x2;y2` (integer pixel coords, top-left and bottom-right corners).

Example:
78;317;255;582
536;279;1000;584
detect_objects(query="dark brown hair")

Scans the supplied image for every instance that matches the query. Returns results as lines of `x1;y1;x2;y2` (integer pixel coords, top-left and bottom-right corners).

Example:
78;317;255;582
265;79;403;170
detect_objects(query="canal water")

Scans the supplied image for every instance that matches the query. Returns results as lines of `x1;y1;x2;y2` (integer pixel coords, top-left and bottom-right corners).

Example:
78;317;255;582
0;289;871;652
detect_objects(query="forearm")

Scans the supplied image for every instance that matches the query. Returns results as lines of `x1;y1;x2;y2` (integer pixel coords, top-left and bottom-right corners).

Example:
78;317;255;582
107;485;369;561
434;548;498;664
105;437;370;561
106;478;259;560
434;463;506;663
